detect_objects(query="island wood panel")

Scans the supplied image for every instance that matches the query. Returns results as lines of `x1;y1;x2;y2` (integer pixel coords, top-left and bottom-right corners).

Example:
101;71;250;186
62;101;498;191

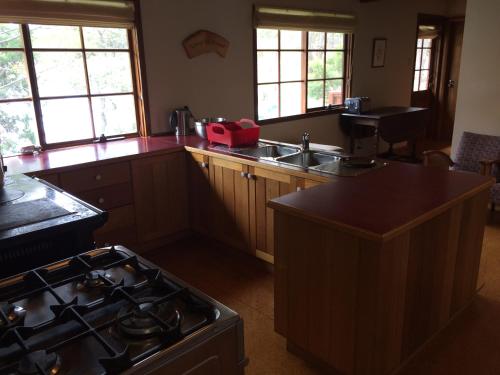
273;188;490;375
131;152;189;243
94;204;137;247
188;152;212;235
209;157;250;251
32;172;60;187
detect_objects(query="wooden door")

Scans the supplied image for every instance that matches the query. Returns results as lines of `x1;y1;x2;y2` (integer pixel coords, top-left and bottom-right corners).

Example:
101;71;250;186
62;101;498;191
188;152;212;235
131;152;189;243
441;19;464;142
209;157;251;251
249;166;300;262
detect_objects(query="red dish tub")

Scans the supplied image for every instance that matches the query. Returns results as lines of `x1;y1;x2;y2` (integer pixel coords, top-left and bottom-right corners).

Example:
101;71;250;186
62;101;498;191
206;119;260;148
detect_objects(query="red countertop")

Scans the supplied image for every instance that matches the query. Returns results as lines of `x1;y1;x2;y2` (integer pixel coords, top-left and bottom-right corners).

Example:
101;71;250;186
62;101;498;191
4;136;188;175
268;162;494;241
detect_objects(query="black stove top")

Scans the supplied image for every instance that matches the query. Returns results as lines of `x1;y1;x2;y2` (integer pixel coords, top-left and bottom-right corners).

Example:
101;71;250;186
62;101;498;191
0;246;227;375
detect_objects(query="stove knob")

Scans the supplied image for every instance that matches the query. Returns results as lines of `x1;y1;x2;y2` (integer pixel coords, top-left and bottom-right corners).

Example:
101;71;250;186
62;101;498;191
95;174;102;181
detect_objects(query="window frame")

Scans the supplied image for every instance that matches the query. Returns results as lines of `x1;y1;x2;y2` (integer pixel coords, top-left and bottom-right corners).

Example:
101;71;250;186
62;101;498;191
253;28;353;125
0;22;145;153
413;38;433;92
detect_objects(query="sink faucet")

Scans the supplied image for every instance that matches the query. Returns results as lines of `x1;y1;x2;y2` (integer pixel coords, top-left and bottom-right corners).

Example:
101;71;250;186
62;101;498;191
301;132;310;152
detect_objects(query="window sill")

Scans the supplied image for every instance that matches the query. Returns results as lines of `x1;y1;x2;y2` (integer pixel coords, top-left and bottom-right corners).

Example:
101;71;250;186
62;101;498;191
256;107;345;126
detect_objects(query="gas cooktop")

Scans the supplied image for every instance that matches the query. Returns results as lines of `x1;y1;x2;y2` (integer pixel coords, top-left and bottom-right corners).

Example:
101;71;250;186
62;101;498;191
0;246;244;375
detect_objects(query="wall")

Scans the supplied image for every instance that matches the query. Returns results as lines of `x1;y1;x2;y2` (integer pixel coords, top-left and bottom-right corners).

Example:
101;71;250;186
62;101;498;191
140;0;452;148
451;0;498;154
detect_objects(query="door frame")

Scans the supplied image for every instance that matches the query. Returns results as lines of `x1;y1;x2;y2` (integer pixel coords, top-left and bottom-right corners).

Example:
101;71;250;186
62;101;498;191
411;14;447;140
436;16;465;142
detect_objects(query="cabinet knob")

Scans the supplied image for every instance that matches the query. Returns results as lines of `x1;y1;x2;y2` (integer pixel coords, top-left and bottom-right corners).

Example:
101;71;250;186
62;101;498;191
201;162;208;169
95;174;102;181
296;187;303;192
246;173;255;180
240;171;248;178
98;197;105;204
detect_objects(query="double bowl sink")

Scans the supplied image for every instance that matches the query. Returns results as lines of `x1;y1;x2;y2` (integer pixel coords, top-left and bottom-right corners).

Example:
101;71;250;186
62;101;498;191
214;141;382;177
226;142;344;173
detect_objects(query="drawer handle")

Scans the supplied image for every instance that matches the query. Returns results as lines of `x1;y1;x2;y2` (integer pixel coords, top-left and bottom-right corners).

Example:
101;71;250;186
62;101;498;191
98;197;105;204
201;162;209;169
95;174;102;181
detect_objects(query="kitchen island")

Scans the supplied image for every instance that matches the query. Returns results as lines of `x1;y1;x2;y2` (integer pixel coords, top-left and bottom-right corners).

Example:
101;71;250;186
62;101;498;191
269;162;493;375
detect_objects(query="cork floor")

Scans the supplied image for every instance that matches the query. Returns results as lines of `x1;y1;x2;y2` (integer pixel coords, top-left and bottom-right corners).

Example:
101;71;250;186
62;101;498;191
143;212;500;375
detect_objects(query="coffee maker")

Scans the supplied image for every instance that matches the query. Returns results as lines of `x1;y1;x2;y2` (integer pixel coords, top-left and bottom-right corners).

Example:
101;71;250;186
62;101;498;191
170;106;194;136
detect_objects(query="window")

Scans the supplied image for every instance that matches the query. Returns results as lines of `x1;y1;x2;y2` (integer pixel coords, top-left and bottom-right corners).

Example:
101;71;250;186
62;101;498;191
413;38;433;92
255;28;352;122
0;23;140;156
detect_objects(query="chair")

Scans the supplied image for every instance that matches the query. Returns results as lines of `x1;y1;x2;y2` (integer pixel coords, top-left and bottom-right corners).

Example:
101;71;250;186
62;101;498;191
423;131;500;210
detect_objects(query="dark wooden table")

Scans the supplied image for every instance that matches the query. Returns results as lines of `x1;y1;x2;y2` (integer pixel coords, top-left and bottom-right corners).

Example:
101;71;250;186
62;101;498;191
340;106;429;159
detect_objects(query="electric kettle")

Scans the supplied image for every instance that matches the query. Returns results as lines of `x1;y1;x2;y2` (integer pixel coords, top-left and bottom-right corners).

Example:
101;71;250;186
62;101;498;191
170;106;193;136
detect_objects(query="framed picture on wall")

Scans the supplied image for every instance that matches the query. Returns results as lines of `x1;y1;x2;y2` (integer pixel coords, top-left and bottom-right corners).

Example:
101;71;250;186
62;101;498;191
372;38;387;68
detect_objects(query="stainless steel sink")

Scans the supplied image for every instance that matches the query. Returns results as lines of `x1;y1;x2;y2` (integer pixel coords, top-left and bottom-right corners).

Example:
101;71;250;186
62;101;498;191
276;152;341;168
231;144;300;159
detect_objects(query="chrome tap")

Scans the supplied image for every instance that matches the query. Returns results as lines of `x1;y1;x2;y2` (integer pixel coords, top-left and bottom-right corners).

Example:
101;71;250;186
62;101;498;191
301;132;310;152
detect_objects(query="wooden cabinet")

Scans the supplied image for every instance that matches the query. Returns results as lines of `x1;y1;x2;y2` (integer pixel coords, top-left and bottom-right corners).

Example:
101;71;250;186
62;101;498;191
248;166;300;262
131;152;189;243
188;152;212;235
209;157;251;251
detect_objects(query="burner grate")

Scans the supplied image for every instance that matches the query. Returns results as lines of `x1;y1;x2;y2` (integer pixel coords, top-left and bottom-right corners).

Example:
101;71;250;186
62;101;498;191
0;247;218;374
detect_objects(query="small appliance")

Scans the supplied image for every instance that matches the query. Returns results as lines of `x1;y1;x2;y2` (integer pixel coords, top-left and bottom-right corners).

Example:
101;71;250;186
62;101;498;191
170;106;194;135
344;97;371;114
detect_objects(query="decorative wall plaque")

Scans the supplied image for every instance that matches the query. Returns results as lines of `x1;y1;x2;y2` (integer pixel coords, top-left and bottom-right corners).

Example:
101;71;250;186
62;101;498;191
183;30;229;59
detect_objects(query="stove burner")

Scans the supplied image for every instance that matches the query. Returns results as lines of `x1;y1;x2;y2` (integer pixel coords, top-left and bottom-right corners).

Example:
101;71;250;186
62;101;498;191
17;350;60;375
0;303;26;328
0;187;24;204
117;298;181;339
79;270;112;289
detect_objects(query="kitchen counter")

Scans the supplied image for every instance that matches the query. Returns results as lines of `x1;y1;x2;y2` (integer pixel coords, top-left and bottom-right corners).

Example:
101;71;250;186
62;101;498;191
269;160;493;241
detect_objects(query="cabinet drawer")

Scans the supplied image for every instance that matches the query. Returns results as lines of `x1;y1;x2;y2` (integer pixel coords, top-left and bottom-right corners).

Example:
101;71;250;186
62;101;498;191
95;204;135;234
60;162;131;193
77;182;133;210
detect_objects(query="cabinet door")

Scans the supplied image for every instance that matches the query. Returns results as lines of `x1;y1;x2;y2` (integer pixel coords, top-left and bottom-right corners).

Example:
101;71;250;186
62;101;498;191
209;157;251;251
249;167;300;262
131;152;189;243
188;152;211;235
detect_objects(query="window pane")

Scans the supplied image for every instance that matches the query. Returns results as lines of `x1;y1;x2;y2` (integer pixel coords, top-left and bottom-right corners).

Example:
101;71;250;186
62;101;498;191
34;52;87;97
421;49;431;69
257;84;278;120
325;80;343;105
29;25;81;49
415;49;422;70
327;33;344;50
86;52;133;94
83;27;128;49
308;32;325;50
417;38;423;48
0;24;23;48
42;98;93;143
256;28;278;50
0;51;31;99
307;81;324;108
423;39;432;48
280;82;302;117
308;52;324;80
419;70;429;91
280;51;302;81
413;71;420;91
280;30;302;49
257;51;278;83
0;101;38;156
326;52;344;78
92;95;137;136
